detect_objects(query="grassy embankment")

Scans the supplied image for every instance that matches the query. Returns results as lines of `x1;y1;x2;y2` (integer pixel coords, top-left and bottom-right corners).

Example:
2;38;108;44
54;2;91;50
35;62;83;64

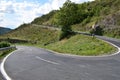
0;24;60;46
45;34;116;56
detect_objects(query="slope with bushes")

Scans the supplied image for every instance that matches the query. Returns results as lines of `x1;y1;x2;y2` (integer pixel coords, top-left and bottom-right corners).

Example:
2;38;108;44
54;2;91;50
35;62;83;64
0;24;60;46
31;0;120;38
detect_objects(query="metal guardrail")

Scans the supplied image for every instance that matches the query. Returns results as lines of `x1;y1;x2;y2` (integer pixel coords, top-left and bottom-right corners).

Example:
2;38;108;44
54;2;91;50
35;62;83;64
32;24;61;31
0;46;16;51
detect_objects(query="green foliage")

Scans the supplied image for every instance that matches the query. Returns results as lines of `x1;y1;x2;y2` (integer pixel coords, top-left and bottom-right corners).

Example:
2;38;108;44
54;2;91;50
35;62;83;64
0;41;10;48
89;28;95;36
57;0;79;26
89;25;104;36
94;26;104;35
0;48;15;59
104;28;120;39
59;26;74;40
57;0;78;39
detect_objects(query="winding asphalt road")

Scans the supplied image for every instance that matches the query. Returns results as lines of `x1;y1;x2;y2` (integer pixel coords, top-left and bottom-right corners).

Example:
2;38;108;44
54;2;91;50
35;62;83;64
1;36;120;80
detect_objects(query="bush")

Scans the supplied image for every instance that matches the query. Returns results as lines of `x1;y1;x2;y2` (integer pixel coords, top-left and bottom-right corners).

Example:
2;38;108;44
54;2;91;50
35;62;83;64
90;26;104;36
0;42;10;48
89;28;95;36
94;26;104;35
59;25;74;40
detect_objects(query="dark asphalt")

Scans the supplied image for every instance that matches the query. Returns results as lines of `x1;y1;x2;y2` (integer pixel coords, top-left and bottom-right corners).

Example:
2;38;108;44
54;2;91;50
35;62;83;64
1;36;120;80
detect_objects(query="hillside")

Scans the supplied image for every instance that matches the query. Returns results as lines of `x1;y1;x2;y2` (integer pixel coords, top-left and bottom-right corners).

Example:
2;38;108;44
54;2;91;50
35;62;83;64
0;27;12;35
0;24;60;45
31;10;58;26
0;23;116;56
31;0;120;38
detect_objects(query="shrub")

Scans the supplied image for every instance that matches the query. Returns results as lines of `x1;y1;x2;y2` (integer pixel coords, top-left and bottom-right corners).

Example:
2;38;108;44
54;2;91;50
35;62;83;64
94;26;104;35
89;28;95;36
0;41;10;48
59;25;73;40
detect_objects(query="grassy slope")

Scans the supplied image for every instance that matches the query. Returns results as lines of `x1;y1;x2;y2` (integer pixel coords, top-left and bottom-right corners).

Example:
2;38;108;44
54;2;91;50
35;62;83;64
45;34;116;56
0;24;60;46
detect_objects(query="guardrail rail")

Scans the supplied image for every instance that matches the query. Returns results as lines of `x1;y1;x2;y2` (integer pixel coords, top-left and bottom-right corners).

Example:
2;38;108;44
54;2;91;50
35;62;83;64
0;46;16;52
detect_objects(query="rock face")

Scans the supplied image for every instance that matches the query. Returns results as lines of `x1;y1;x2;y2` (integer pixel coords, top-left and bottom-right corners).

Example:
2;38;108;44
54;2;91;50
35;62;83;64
97;11;120;38
99;11;120;30
0;27;12;35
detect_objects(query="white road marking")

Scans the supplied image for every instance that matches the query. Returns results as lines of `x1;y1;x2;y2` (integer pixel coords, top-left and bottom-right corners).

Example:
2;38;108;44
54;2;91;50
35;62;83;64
97;38;120;57
36;56;60;65
0;50;17;80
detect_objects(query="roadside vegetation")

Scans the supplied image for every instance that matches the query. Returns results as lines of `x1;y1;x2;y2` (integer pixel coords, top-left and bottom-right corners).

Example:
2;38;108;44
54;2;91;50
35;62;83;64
45;34;116;56
0;41;15;59
0;41;10;48
0;48;15;59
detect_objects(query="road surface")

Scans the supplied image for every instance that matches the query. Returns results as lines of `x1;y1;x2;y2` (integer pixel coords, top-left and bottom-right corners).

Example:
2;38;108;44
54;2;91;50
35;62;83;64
1;36;120;80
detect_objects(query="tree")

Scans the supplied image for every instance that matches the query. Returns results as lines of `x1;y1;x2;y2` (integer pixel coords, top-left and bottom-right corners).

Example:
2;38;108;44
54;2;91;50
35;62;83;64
94;26;104;35
90;22;104;36
57;0;78;40
90;28;95;36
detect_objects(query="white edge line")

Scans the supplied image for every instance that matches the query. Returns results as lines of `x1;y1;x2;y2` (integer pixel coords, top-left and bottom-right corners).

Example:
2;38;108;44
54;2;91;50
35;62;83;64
0;50;17;80
36;56;60;65
98;38;120;56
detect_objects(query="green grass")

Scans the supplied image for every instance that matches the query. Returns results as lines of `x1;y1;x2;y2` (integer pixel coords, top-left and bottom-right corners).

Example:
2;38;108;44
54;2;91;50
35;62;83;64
0;24;60;46
45;34;116;56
